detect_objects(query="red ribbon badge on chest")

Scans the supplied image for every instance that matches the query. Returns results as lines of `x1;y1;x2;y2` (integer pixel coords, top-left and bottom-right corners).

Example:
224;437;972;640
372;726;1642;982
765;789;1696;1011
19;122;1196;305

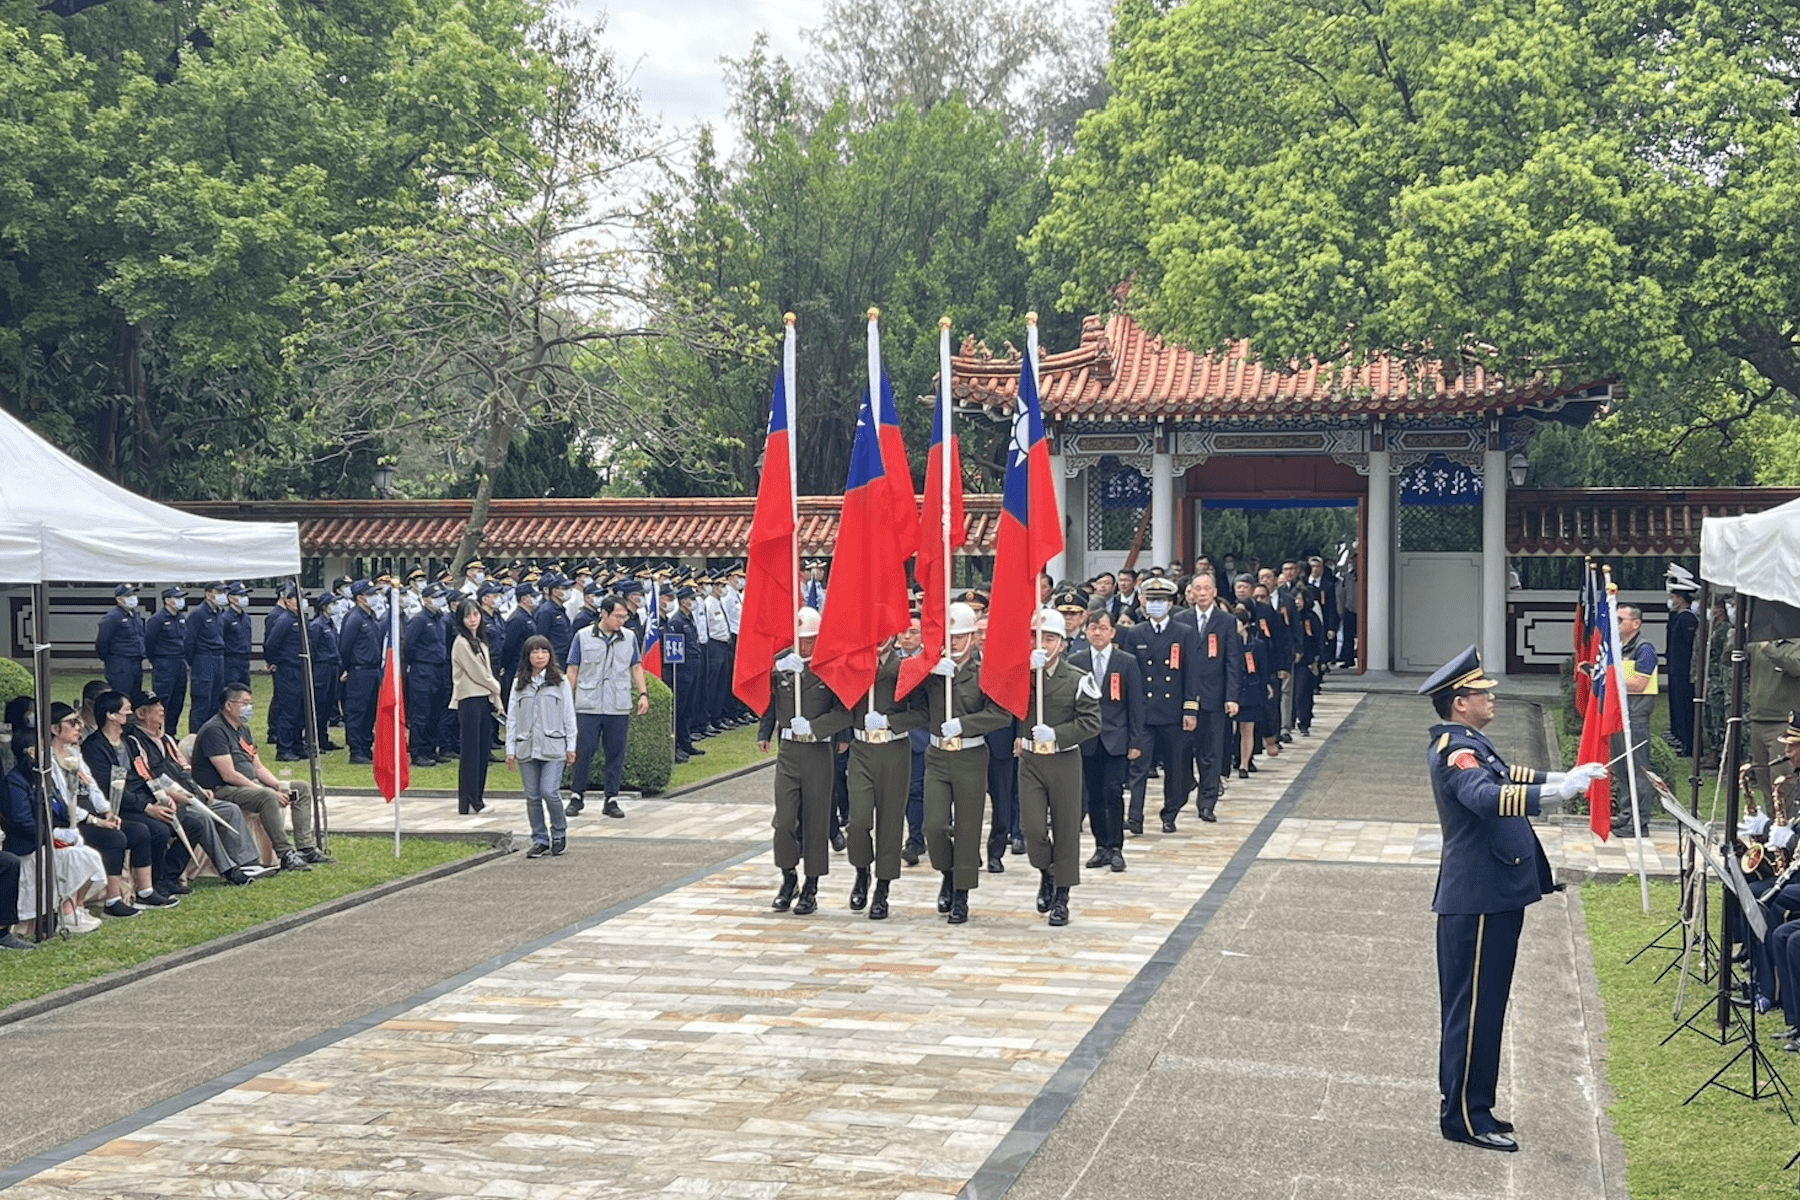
1110;672;1120;701
1208;633;1218;659
1169;643;1181;670
1246;651;1257;674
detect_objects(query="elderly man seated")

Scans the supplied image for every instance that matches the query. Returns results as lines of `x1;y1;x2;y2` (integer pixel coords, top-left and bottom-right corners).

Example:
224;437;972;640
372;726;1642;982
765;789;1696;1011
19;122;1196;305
191;683;332;874
125;691;272;887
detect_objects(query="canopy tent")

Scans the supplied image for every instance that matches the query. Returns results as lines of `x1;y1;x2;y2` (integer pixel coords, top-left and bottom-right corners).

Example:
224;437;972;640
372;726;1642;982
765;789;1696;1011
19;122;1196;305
1700;495;1800;639
0;405;300;582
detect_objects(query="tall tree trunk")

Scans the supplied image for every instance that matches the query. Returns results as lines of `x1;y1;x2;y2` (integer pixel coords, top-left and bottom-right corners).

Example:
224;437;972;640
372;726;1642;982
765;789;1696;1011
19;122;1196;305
106;313;146;487
451;394;517;575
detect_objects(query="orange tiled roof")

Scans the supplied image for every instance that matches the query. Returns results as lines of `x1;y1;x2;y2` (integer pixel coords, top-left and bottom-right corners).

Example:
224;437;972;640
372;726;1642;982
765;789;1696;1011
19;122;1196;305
175;497;1001;559
950;313;1608;421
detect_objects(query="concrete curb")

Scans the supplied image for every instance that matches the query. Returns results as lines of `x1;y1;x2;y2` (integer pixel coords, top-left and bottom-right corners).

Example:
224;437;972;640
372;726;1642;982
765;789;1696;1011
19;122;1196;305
325;756;775;803
0;842;508;1031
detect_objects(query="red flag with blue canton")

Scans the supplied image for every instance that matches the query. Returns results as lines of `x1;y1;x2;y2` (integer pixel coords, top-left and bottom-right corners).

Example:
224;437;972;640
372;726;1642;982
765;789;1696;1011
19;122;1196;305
641;590;662;679
812;371;917;705
897;385;964;700
981;329;1063;718
374;634;409;802
1578;583;1623;839
732;368;799;716
1573;565;1597;717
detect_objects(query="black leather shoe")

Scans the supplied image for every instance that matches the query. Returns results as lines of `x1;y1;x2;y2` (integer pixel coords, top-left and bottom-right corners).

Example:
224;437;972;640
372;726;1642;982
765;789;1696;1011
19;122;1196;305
1491;1119;1515;1134
348;754;373;765
1238;768;1249;780
1109;849;1126;872
793;876;819;916
1126;818;1143;837
947;889;969;924
1011;836;1026;856
1200;808;1218;823
831;830;847;852
937;871;953;914
1048;887;1070;927
849;867;870;911
602;798;625;819
869;879;889;920
1085;850;1108;868
1442;1129;1517;1152
901;842;921;867
686;746;706;756
1161;819;1177;833
987;855;1005;874
772;869;798;912
1036;870;1054;914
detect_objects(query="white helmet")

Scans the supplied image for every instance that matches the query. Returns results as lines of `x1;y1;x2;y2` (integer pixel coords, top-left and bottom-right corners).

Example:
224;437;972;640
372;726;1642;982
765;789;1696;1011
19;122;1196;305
947;602;979;636
1031;607;1066;636
796;606;821;637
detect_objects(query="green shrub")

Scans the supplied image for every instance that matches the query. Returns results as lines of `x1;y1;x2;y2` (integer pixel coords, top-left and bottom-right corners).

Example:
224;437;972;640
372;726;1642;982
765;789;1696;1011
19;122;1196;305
1559;656;1582;735
0;657;32;715
622;673;675;794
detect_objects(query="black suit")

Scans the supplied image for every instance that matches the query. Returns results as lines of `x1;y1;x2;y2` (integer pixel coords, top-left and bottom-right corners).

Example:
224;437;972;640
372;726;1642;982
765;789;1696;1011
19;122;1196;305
1121;617;1200;827
1068;645;1144;852
1175;604;1242;816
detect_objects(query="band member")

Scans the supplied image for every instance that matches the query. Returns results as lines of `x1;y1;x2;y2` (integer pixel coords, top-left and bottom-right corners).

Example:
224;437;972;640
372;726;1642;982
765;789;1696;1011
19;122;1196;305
1017;608;1101;926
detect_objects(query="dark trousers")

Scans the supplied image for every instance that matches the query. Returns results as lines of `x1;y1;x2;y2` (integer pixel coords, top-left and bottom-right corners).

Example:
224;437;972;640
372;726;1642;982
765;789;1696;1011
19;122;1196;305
345;666;382;757
153;656;187;731
1338;610;1358;665
907;731;926;846
773;740;833;877
847;739;910;880
1181;708;1228;817
311;667;338;746
104;658;142;702
226;655;251;688
831;738;851;836
271;663;306;756
925;746;988;891
703;641;728;729
1129;723;1189;824
1294;663;1319;730
1083;748;1127;851
985;728;1019;854
457;696;494;813
188;651;224;734
1669;679;1696;753
1260;674;1283;743
679;658;705;741
1020;750;1083;887
1437;908;1524;1139
0;850;19;926
406;663;450;758
572;712;629;799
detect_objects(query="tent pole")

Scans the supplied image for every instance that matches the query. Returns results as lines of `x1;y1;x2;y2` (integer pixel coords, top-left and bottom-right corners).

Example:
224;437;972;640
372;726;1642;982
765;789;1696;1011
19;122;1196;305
292;576;328;853
30;584;56;940
1719;593;1751;1033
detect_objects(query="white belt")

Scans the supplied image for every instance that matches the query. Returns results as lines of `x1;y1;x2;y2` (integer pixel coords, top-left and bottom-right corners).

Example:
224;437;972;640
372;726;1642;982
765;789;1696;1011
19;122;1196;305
779;729;819;743
929;735;982;751
853;729;898;744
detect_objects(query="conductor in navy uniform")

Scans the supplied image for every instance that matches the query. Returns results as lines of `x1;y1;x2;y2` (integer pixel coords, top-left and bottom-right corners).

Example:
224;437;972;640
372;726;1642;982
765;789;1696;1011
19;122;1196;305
1421;646;1605;1152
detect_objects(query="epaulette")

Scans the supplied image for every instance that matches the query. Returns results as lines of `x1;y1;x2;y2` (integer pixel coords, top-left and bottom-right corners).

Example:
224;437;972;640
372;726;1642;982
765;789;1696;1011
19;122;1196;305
1435;731;1451;756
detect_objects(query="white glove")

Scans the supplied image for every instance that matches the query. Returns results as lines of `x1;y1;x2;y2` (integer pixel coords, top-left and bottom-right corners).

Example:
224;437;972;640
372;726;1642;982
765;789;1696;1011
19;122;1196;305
1544;771;1566;789
788;716;812;738
1030;648;1049;669
775;653;805;673
864;712;889;732
930;656;958;677
1032;724;1056;746
940;718;963;739
1568;762;1609;789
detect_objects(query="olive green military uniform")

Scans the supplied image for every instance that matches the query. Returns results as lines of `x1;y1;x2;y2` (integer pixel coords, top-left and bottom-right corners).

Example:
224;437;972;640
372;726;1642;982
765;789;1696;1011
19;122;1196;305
848;652;930;881
925;655;1013;891
1018;661;1102;887
759;662;852;877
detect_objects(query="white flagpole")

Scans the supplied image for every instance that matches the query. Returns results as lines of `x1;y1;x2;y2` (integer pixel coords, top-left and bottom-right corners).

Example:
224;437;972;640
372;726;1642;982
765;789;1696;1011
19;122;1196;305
1604;568;1650;909
785;314;803;712
940;317;955;719
865;307;882;724
390;582;404;858
1027;312;1045;733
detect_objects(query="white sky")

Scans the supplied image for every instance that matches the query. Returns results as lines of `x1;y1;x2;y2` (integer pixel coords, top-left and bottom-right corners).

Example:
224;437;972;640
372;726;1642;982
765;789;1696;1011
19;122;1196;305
575;0;827;140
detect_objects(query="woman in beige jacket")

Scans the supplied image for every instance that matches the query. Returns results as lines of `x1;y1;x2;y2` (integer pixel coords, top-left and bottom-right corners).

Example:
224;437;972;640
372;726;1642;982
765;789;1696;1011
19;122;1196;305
450;600;505;814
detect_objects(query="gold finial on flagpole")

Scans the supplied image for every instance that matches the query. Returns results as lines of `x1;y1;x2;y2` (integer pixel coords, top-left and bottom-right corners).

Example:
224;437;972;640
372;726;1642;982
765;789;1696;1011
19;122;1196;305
1026;310;1039;326
783;312;796;326
867;306;881;321
939;315;952;330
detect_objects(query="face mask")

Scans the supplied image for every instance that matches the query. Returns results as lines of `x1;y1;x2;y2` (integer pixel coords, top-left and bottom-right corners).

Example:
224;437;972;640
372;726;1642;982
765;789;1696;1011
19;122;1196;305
371;598;389;618
1667;599;1678;611
337;585;351;598
209;594;227;609
239;704;254;722
471;572;486;585
234;595;250;609
123;595;139;609
164;599;180;612
1145;600;1171;620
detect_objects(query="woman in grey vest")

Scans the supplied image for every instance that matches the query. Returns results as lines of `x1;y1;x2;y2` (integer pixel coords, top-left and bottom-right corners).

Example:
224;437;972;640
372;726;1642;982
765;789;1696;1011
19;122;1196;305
506;635;576;858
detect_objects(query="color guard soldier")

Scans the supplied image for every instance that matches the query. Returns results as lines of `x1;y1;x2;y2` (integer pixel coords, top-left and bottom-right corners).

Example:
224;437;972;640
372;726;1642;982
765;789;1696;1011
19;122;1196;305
757;607;850;916
1120;577;1200;835
845;634;929;919
1421;645;1604;1152
1017;608;1101;926
923;602;1011;924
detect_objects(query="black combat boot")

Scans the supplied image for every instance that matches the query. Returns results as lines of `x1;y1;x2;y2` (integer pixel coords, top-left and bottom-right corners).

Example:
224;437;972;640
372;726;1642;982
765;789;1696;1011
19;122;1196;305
1036;869;1054;914
793;876;819;916
869;879;890;920
849;867;870;911
772;868;798;912
947;889;969;924
1048;886;1071;927
937;870;953;914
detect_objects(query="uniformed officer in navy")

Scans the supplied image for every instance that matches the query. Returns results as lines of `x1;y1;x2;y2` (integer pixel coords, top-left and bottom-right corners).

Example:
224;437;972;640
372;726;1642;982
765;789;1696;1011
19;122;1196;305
95;583;146;699
145;586;189;732
308;592;341;752
757;607;851;916
223;582;254;687
184;581;231;733
405;583;453;766
1121;576;1200;835
1421;646;1605;1152
339;579;387;764
500;580;538;705
263;583;308;760
668;584;701;763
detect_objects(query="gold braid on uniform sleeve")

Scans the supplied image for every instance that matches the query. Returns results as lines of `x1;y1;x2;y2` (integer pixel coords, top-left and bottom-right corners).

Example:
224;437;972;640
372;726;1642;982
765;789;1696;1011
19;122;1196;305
1498;783;1529;818
1508;764;1545;785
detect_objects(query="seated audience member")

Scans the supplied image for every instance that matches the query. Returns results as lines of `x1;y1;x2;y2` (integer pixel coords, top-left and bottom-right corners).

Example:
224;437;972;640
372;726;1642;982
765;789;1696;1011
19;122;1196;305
4;732;111;930
126;691;270;887
0;848;33;948
192;683;331;874
81;692;181;909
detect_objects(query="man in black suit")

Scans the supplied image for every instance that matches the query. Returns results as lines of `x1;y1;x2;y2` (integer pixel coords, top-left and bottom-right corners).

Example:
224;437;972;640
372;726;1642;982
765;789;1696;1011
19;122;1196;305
1422;645;1604;1152
1120;577;1199;836
1069;609;1143;871
1174;571;1242;825
1088;572;1123;623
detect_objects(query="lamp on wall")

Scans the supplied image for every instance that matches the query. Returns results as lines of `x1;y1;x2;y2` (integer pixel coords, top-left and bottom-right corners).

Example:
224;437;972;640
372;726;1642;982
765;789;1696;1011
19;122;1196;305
1507;452;1528;488
372;462;397;498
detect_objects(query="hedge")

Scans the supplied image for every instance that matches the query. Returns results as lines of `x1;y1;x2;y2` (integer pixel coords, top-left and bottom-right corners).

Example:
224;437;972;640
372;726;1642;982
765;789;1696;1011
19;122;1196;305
0;657;32;715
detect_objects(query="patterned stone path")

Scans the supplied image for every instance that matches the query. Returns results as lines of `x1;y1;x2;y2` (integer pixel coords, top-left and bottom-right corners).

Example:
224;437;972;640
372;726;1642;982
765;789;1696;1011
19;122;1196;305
6;691;1669;1200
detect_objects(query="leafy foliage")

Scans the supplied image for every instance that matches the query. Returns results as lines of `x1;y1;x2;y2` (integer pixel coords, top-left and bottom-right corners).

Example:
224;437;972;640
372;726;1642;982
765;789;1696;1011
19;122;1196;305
621;673;675;795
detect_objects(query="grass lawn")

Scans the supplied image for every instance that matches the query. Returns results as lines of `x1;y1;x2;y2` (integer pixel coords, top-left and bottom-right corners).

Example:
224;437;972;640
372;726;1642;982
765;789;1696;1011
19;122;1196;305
1;835;484;1012
49;671;768;795
1584;877;1800;1196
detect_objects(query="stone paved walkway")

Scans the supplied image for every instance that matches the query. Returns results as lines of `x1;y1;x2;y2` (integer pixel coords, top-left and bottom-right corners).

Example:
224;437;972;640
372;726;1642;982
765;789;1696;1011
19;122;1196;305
3;690;1652;1199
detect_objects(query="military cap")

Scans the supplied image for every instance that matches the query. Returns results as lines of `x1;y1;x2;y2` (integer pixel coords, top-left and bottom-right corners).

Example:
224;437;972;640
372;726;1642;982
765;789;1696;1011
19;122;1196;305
313;591;334;610
675;585;696;600
1418;644;1498;697
350;579;377;596
161;585;188;600
114;583;137;597
1780;711;1800;745
463;559;486;572
959;588;990;610
478;580;507;598
435;568;454;584
228;581;251;597
406;565;427;582
583;581;606;597
1052;587;1087;614
276;582;298;599
512;581;539;600
205;580;230;594
423;583;447;600
617;579;644;597
1139;576;1179;599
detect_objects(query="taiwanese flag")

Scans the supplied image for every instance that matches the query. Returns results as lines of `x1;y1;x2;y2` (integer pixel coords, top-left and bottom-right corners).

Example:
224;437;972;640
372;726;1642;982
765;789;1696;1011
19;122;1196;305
898;327;965;700
811;369;917;705
374;600;409;802
1573;563;1597;717
732;329;800;716
1578;583;1624;839
640;594;662;679
981;318;1063;718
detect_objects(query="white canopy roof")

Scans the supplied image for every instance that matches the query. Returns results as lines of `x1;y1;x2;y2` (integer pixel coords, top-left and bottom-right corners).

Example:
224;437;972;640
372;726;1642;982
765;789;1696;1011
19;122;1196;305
0;405;301;583
1700;496;1800;608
